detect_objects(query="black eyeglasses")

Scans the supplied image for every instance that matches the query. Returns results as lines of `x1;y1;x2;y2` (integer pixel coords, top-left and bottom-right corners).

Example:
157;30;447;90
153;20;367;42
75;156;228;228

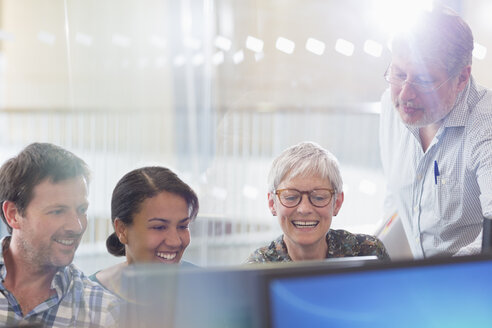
274;188;336;208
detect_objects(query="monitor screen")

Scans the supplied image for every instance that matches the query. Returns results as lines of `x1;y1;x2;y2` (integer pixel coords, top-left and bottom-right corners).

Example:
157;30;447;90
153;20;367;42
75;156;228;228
265;255;492;328
118;256;378;328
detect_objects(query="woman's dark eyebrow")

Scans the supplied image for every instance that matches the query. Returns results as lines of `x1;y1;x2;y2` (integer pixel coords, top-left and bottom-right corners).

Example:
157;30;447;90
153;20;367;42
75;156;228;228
148;217;190;223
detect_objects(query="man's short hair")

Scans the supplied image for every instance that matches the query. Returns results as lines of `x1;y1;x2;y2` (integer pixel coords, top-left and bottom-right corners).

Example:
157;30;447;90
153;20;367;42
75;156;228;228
390;4;474;75
0;143;90;234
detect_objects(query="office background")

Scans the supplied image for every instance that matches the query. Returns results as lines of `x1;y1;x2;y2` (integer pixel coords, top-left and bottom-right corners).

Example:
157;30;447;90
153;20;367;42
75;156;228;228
0;0;490;272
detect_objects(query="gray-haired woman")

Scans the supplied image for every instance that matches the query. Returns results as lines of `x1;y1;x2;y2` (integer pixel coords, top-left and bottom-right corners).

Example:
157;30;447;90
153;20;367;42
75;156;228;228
246;141;389;263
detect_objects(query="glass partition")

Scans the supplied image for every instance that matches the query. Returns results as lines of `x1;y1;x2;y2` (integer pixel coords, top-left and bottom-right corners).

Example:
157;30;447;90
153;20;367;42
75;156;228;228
0;0;490;269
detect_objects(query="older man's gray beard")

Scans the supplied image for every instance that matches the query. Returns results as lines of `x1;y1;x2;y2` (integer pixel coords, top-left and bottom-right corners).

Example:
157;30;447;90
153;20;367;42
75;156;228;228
393;97;455;129
393;98;427;128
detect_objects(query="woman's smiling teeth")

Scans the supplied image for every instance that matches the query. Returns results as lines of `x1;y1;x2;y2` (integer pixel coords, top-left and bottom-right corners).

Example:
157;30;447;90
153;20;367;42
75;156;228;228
292;220;319;228
156;252;177;260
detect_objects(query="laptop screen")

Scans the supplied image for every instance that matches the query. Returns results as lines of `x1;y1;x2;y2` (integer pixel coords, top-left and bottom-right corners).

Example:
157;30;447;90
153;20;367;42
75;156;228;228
265;255;492;328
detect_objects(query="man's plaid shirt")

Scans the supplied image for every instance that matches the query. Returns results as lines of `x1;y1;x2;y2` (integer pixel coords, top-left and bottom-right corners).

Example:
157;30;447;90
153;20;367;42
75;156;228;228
0;237;121;327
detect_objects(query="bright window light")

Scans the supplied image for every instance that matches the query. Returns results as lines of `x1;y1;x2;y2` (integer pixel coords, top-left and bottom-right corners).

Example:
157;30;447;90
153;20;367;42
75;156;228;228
371;0;433;35
184;38;201;50
154;56;167;68
112;34;131;47
192;53;204;66
305;37;325;55
0;29;14;42
214;35;232;51
173;55;186;67
212;51;224;65
254;52;264;62
243;185;258;200
363;39;383;57
233;50;244;64
200;172;208;184
335;38;354;57
37;31;56;45
246;35;264;53
473;42;487;60
276;37;295;54
212;186;227;200
137;57;149;69
149;35;167;49
120;59;130;69
75;33;93;47
477;3;492;29
359;179;377;195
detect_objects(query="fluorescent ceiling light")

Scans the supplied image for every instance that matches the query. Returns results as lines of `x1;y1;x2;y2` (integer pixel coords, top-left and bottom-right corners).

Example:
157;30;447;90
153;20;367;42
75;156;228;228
112;34;131;47
305;37;325;55
335;38;354;56
246;35;264;53
215;35;232;51
212;51;225;65
363;39;383;57
149;35;167;48
192;53;204;66
473;42;487;60
37;31;56;45
276;37;295;54
233;50;244;64
173;55;186;67
75;33;93;46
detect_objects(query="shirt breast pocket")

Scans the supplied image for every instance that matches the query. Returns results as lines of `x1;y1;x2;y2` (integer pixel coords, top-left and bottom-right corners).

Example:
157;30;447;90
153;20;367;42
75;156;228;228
434;173;462;223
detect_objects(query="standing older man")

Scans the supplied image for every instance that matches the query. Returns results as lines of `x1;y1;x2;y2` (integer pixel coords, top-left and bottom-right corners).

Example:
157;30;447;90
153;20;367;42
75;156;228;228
0;143;120;327
379;5;492;258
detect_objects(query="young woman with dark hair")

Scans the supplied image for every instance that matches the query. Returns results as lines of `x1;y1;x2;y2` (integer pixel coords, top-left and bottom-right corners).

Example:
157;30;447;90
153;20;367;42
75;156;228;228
90;166;199;295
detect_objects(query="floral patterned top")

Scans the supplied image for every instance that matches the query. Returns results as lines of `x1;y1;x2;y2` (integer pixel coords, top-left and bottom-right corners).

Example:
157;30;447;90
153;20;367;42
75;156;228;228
245;229;390;263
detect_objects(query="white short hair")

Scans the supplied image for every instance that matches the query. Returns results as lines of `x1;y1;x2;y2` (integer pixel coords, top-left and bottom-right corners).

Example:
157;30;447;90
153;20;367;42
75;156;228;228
267;141;343;193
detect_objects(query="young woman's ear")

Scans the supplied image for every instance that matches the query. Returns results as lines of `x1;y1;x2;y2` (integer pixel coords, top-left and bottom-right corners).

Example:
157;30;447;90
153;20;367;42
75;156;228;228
114;218;128;245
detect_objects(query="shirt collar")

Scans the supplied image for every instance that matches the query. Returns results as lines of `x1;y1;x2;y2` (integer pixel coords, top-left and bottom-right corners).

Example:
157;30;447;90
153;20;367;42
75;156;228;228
276;235;292;261
52;266;72;297
440;76;475;128
0;235;73;297
0;236;11;282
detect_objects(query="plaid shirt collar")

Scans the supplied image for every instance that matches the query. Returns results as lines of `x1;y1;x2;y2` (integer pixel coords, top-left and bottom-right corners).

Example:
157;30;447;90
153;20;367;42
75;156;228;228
0;236;73;302
0;237;121;327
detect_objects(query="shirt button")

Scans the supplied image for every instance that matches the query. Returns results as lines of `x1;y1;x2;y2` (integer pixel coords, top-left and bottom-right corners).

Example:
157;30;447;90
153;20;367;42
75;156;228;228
414;206;419;212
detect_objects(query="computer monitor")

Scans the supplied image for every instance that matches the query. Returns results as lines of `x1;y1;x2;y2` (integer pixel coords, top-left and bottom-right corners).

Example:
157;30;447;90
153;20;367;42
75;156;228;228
118;256;378;328
263;254;492;328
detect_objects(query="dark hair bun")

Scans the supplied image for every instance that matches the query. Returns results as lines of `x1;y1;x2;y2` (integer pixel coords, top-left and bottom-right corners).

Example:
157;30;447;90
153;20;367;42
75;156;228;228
106;232;125;256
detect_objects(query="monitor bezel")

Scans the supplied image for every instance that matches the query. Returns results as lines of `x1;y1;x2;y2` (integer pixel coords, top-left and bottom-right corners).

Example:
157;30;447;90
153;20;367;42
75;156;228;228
260;253;492;328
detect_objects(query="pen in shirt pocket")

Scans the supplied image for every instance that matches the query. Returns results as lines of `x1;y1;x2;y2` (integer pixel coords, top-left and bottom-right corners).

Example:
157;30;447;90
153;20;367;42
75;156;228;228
434;160;440;185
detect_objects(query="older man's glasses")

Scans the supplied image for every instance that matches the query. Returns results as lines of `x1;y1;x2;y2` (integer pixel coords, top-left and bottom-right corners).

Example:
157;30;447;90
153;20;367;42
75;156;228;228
384;66;454;93
274;188;335;208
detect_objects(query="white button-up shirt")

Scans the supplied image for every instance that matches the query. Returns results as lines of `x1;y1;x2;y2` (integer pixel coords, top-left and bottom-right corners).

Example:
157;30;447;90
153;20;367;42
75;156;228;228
379;77;492;258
